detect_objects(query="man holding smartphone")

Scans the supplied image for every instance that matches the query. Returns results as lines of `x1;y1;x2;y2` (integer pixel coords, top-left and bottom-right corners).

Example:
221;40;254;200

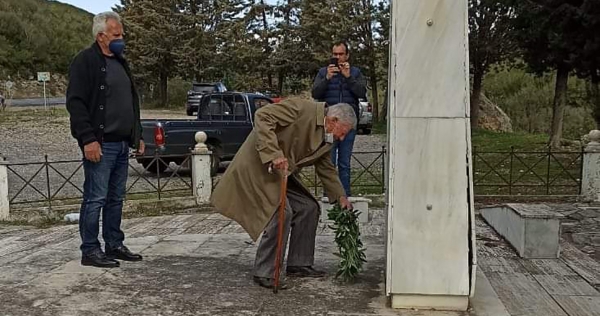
312;41;367;197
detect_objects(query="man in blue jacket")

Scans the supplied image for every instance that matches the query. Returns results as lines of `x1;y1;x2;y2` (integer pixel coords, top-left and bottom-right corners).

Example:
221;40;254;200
312;41;367;197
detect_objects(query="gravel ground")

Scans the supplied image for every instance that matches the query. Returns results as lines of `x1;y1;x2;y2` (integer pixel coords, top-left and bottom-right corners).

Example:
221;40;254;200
0;106;386;204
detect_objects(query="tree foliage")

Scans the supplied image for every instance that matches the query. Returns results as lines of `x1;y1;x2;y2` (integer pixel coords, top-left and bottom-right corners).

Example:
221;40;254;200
114;0;390;112
468;0;516;128
0;0;93;79
1;0;390;116
512;0;600;145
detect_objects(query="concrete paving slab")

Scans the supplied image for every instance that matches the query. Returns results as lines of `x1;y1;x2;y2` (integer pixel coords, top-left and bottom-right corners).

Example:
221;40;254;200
51;260;110;274
470;268;510;316
125;235;162;246
6;208;598;315
162;233;211;243
141;240;205;256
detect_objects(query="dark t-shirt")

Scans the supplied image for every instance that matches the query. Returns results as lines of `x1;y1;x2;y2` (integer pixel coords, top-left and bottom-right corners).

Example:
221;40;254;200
104;56;134;141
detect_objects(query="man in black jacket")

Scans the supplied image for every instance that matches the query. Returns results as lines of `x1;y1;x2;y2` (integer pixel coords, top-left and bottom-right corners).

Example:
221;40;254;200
66;11;144;268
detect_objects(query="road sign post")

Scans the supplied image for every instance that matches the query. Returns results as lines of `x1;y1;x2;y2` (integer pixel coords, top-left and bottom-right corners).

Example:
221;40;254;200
4;81;14;109
37;72;50;110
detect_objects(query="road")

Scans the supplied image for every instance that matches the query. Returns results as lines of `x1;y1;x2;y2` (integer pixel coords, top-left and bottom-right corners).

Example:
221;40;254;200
7;97;66;107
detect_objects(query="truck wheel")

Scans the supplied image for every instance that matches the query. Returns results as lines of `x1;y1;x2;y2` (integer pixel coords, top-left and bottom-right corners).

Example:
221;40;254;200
142;159;168;174
363;128;372;135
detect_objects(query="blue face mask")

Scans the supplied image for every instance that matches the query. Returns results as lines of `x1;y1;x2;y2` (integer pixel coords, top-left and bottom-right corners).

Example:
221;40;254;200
108;39;125;56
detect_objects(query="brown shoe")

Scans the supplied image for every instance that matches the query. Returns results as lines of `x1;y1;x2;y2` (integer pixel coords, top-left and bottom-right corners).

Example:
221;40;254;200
286;266;326;278
253;276;289;290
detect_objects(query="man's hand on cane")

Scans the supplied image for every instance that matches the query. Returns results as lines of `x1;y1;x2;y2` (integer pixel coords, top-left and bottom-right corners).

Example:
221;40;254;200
270;157;289;175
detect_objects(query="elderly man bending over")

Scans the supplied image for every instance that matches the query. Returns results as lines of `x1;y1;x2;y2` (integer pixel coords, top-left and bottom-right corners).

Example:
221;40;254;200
211;98;356;289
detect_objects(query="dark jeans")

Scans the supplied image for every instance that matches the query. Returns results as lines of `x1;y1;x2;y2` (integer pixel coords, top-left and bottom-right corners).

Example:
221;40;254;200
79;141;129;255
330;129;356;197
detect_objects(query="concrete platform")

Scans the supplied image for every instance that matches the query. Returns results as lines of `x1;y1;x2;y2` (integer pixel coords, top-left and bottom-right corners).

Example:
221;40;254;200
480;204;564;258
0;208;597;315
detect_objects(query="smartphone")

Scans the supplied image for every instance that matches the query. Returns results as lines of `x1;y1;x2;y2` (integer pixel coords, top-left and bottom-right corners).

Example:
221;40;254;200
329;57;339;67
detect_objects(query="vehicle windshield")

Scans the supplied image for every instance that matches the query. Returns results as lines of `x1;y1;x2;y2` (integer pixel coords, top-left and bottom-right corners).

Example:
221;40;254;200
192;85;216;93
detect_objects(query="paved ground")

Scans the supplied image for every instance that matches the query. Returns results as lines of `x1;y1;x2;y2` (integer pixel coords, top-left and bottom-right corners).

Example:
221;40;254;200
0;210;396;316
553;204;600;262
1;206;599;316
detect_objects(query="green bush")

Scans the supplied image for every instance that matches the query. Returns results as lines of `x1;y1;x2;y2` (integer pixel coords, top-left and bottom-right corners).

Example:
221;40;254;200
139;78;191;110
167;78;191;109
483;67;595;140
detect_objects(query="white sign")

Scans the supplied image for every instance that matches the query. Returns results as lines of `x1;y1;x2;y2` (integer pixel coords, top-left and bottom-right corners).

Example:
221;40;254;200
36;72;50;109
37;72;50;82
5;81;13;90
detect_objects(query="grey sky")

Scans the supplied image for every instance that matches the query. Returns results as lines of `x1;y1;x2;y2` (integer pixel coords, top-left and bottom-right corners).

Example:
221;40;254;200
57;0;278;15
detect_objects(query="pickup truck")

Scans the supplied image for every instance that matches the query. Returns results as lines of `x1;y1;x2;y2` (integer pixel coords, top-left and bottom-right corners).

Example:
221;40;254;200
138;92;274;175
358;98;373;135
186;82;227;116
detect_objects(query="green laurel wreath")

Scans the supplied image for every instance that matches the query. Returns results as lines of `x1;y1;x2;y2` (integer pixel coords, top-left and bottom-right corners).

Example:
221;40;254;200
327;203;367;282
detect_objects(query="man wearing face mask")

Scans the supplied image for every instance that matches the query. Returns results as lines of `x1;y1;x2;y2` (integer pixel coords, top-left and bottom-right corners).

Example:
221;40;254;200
211;98;355;289
66;11;144;268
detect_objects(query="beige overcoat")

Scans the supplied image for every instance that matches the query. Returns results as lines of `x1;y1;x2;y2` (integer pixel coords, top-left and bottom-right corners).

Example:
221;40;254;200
210;98;346;241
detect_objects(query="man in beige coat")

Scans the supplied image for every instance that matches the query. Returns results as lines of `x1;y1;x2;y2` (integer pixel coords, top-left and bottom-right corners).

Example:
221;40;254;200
211;98;356;289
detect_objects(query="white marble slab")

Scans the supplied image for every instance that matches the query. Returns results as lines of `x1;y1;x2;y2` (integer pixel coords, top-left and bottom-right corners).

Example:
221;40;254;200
387;118;471;295
386;0;473;308
390;0;470;118
319;196;370;223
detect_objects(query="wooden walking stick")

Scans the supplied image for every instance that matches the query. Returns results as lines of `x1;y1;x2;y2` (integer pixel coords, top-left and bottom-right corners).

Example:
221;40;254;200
273;171;288;293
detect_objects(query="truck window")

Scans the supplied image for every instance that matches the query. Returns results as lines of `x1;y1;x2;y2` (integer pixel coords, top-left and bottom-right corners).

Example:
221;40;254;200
192;85;216;93
254;98;272;110
199;94;247;121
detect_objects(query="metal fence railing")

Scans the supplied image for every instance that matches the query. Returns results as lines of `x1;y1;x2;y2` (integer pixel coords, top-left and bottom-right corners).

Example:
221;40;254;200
295;146;584;197
473;147;584;196
4;146;587;208
298;147;387;196
6;153;193;208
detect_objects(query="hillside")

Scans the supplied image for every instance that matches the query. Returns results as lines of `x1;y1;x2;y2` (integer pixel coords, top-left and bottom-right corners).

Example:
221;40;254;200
0;0;94;80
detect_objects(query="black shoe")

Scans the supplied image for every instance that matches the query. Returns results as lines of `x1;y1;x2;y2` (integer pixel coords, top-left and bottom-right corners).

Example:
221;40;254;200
253;276;289;290
286;266;326;278
106;245;143;261
81;250;120;268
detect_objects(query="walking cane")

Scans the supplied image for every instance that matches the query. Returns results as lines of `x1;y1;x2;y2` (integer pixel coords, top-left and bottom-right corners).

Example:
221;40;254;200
273;170;288;293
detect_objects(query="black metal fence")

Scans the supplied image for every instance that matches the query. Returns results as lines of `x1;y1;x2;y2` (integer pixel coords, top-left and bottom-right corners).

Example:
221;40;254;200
3;146;587;208
473;147;583;196
296;146;584;197
6;153;193;208
298;147;387;196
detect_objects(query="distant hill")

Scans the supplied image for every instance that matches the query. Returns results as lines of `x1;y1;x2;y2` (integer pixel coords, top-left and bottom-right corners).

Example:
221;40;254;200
0;0;94;80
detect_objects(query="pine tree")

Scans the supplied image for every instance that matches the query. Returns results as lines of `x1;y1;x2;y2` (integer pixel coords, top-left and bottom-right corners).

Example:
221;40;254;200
117;0;183;106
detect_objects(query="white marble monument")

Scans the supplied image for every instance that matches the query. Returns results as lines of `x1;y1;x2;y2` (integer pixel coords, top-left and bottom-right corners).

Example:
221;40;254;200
385;0;476;310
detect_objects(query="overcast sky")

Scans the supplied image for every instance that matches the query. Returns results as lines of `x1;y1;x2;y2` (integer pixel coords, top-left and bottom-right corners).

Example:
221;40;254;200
56;0;278;15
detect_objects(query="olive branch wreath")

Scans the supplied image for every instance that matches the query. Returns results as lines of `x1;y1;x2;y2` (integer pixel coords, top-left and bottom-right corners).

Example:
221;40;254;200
327;204;367;282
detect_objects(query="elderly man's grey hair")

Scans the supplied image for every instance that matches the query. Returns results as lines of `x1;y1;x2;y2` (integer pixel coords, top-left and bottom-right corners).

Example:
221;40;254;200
92;11;122;38
326;103;357;129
